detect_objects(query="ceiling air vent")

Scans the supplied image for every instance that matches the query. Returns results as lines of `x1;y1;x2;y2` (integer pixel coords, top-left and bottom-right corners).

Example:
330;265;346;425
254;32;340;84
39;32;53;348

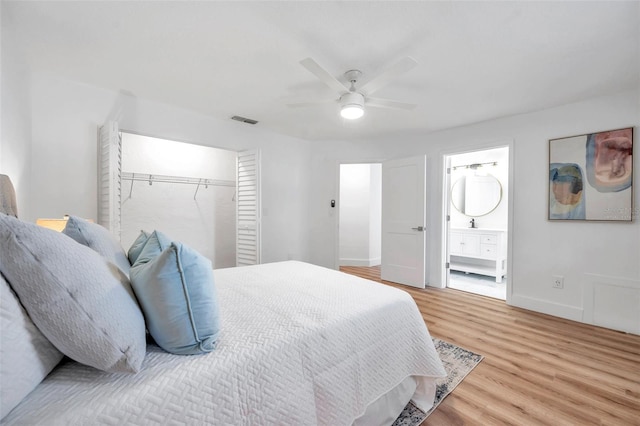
231;115;258;125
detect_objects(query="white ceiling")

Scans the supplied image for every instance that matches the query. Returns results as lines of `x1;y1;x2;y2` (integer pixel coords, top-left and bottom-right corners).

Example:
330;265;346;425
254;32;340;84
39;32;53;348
4;1;639;142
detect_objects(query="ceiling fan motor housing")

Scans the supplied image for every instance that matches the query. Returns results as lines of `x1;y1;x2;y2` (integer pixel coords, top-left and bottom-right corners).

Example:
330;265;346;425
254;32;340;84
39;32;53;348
340;91;365;109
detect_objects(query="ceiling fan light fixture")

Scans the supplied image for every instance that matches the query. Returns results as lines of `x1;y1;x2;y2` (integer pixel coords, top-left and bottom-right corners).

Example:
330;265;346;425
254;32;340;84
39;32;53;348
341;105;364;120
340;92;365;120
291;57;418;121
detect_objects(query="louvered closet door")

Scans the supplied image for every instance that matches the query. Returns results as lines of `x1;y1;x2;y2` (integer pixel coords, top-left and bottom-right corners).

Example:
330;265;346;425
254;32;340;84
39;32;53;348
236;149;261;266
97;122;122;238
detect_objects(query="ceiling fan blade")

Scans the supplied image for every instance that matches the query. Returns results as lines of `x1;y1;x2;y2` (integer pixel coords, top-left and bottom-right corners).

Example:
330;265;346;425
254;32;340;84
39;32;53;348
359;57;418;95
300;57;349;94
366;97;417;110
286;98;337;108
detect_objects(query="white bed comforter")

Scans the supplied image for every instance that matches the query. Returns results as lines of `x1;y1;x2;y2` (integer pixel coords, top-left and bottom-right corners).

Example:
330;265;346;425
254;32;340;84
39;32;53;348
3;261;445;425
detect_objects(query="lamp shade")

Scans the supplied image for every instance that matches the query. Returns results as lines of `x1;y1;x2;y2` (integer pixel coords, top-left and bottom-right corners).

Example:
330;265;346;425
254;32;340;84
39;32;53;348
37;216;93;232
36;218;69;232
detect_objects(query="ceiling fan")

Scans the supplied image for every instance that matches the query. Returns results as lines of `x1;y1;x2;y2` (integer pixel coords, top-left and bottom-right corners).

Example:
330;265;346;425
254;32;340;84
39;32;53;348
287;56;418;120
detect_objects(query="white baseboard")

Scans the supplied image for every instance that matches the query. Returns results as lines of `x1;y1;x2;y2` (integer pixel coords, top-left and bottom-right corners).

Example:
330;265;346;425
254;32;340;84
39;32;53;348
339;257;381;267
510;294;583;323
369;257;381;266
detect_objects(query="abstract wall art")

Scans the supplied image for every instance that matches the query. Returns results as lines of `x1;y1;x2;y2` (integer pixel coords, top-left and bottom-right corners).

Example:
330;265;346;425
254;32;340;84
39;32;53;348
549;127;633;221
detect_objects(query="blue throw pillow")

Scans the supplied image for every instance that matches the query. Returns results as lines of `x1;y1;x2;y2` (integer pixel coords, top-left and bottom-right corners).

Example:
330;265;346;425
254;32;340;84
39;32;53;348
130;238;220;355
131;230;172;266
127;230;150;265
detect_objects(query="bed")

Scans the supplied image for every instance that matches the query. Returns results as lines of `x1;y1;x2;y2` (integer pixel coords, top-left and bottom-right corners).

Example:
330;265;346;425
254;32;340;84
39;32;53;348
0;175;445;425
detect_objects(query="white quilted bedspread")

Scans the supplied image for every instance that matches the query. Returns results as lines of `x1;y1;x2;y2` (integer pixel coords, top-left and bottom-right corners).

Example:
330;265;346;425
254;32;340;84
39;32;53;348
3;261;445;425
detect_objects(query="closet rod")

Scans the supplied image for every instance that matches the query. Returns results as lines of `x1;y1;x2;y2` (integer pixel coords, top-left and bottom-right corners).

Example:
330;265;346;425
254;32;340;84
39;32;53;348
122;172;235;187
122;172;235;200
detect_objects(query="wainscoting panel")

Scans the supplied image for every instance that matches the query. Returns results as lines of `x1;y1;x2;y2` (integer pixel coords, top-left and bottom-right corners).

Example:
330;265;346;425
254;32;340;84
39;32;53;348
583;273;640;335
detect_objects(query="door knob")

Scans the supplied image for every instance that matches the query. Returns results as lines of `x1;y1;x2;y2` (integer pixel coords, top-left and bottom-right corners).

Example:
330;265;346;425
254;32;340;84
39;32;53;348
411;226;425;231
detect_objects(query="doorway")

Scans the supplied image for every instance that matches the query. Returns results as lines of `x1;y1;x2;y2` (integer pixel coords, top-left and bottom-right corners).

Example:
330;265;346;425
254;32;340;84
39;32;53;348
444;146;509;300
338;155;428;288
338;163;382;268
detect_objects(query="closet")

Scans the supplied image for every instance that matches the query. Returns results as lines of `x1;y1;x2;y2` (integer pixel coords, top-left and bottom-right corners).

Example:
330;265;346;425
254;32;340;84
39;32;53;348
98;122;261;269
119;132;237;268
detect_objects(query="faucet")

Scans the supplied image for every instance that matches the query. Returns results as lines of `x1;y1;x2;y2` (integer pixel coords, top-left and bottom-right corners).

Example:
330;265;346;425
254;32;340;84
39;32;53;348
469;218;476;228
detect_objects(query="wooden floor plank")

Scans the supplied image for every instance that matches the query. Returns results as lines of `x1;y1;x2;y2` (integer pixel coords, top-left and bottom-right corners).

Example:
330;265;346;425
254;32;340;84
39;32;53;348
339;266;640;426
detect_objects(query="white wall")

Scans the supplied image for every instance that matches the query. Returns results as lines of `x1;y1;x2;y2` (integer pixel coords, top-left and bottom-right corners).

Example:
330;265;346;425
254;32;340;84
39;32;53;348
121;133;237;180
0;4;32;218
339;164;381;266
121;133;237;267
308;89;639;332
25;72;312;265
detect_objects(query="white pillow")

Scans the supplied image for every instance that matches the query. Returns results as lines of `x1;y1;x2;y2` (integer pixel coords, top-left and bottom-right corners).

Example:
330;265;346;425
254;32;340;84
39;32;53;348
0;273;63;420
0;213;146;373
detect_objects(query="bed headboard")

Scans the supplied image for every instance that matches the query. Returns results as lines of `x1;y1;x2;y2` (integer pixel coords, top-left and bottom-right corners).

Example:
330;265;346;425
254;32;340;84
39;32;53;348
0;174;18;218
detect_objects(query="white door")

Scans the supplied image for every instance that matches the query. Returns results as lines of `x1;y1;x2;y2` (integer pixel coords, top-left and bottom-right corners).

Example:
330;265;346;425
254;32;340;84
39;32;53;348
236;149;261;266
97;121;122;239
444;156;452;288
381;155;427;288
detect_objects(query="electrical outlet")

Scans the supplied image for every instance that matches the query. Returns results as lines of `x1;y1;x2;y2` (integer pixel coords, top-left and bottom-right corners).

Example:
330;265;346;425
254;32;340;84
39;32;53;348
552;275;564;289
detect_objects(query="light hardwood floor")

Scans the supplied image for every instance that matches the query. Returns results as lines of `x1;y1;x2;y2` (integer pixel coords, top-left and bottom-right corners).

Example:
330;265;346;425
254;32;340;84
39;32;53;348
340;266;640;426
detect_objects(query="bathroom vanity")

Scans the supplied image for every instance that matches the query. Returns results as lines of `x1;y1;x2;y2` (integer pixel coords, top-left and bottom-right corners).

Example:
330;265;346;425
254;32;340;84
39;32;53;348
449;228;506;283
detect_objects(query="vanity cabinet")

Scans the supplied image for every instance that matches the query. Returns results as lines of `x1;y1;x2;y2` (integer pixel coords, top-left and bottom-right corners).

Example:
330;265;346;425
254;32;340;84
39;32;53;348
449;228;506;282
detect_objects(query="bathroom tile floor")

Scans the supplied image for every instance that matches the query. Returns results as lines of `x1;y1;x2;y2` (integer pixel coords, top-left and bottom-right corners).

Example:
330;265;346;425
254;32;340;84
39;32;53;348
448;270;506;300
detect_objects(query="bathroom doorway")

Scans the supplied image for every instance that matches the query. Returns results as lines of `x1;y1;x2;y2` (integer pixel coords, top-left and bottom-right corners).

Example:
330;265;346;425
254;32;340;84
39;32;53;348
444;146;509;300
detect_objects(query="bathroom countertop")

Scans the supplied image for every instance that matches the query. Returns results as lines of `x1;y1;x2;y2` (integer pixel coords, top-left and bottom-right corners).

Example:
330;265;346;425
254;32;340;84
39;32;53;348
450;227;507;232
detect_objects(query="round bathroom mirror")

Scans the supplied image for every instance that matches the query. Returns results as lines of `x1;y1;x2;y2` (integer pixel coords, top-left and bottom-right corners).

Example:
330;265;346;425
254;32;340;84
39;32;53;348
451;174;502;217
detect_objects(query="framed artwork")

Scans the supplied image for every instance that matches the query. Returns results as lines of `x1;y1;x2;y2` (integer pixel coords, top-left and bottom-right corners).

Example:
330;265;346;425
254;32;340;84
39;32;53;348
549;127;633;221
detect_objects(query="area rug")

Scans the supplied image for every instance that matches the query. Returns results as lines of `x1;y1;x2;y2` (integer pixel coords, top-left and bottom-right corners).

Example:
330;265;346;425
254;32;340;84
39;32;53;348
392;338;484;426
